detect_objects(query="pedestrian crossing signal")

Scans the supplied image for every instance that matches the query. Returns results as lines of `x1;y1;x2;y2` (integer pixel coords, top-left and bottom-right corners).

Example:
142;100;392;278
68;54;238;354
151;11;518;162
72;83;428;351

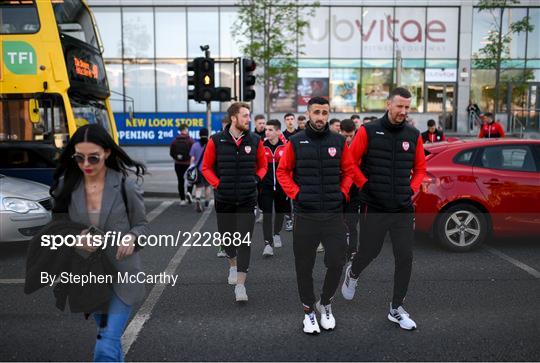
187;57;215;102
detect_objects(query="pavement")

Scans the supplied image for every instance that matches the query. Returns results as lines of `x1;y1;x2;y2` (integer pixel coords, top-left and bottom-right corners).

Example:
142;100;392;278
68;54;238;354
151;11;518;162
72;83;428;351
1;198;539;361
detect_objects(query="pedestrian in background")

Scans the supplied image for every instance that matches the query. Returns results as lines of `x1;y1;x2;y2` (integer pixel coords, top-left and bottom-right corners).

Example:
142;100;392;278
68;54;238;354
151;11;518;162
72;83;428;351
189;128;212;213
478;112;505;138
170;124;194;205
254;114;266;139
422;119;445;143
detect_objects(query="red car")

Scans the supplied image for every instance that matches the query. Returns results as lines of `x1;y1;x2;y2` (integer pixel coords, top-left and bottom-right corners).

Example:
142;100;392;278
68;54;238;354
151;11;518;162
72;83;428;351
414;138;540;251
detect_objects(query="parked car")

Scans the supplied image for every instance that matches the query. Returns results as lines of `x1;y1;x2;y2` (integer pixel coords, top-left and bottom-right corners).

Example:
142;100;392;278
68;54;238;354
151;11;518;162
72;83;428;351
414;138;540;251
0;174;53;242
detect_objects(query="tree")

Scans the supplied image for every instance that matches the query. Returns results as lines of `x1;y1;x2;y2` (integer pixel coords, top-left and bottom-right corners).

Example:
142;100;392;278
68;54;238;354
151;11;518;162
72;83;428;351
473;0;534;113
232;0;319;119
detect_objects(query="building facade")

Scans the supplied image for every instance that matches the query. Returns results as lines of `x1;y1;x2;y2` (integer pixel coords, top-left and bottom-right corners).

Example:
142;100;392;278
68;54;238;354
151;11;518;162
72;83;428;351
89;0;540;151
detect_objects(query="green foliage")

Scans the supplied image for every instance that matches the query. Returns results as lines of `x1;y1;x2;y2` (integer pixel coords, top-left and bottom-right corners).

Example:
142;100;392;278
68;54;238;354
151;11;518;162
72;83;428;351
232;0;319;112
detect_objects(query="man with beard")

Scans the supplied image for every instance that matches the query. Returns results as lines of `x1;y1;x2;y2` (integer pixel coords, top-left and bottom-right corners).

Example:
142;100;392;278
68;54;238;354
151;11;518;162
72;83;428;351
277;97;356;334
341;87;426;330
202;102;267;302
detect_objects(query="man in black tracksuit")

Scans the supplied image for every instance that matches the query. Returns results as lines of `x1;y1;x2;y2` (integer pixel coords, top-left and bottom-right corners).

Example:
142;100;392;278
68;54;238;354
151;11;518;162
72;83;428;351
260;119;289;257
202;102;267;303
342;87;426;331
277;97;356;334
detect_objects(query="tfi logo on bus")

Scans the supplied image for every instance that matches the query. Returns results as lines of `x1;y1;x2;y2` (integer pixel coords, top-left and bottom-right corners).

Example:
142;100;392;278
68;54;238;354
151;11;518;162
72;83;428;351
2;41;37;75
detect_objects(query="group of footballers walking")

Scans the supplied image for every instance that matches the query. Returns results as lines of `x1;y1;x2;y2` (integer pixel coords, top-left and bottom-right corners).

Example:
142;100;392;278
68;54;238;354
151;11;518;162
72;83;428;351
201;87;426;334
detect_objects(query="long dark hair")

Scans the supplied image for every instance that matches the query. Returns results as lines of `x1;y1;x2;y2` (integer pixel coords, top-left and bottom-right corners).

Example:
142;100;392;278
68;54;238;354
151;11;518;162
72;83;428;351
50;124;146;208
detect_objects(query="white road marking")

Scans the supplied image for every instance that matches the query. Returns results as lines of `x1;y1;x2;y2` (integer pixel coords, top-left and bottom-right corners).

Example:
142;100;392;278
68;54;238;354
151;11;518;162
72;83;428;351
121;200;214;354
0;279;24;284
486;246;540;279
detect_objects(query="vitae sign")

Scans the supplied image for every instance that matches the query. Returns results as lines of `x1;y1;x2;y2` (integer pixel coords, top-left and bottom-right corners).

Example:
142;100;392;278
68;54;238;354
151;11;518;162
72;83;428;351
303;7;459;59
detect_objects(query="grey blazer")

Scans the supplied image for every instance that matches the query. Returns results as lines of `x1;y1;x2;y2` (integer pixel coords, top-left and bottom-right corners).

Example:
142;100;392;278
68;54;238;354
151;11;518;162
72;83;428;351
67;169;148;305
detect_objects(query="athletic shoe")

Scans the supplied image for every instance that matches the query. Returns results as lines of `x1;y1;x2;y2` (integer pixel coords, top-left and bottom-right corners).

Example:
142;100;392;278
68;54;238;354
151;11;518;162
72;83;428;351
179;200;188;206
217;248;227;258
341;264;358;300
228;266;237;285
262;244;274;257
204;200;210;208
388;304;417;330
285;218;293;231
316;301;336;330
316;243;324;253
235;284;248;302
186;192;193;204
195;201;202;213
302;311;321;334
273;234;282;248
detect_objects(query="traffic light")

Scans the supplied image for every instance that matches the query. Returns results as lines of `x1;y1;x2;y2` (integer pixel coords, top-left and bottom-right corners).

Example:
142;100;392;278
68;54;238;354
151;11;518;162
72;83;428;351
241;58;256;102
187;57;215;102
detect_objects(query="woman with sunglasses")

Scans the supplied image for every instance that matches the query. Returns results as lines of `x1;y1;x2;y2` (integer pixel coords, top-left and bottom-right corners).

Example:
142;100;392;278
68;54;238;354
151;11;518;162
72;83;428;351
50;124;147;362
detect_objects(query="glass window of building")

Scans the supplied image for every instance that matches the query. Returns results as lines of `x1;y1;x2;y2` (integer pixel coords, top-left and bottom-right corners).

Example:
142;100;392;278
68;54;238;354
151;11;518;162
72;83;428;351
155;8;186;58
394;7;425;59
93;8;122;58
361;68;392;112
472;7;498;58
502;7;528;59
527;8;540;59
122;8;154;59
297;68;330;112
104;62;123;112
361;7;395;59
301;7;330;59
401;68;424;112
426;7;459;59
187;8;219;57
220;8;245;58
156;61;188;112
471;69;496;112
124;61;156;112
330;68;360;113
329;7;362;59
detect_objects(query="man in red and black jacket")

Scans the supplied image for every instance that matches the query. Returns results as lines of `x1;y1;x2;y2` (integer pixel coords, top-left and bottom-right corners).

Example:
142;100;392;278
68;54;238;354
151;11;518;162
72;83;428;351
202;102;267;303
341;87;426;331
259;119;289;257
421;119;446;143
478;112;505;138
277;97;356;334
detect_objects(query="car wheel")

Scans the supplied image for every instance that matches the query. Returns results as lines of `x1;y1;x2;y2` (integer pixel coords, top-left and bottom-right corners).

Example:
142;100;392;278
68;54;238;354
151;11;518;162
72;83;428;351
436;204;488;252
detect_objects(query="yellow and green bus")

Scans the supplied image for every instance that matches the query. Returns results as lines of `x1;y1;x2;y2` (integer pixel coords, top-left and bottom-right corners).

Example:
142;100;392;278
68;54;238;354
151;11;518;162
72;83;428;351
0;0;117;184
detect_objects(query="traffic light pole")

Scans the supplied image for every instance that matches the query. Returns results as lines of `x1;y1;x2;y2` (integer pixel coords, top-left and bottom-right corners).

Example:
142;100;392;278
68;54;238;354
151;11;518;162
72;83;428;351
206;101;212;135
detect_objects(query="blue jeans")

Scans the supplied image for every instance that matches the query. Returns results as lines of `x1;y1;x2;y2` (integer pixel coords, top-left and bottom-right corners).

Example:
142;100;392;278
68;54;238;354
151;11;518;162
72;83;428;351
93;293;132;362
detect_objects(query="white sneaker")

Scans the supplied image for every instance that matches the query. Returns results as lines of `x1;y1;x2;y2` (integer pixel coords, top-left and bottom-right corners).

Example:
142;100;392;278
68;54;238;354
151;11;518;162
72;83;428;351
179;200;188;206
262;244;274;257
186;192;193;204
388;304;417;330
217;248;227;258
341;264;358;300
273;234;282;248
227;266;237;285
235;284;248;302
302;311;321;334
316;301;336;330
317;243;324;253
285;218;293;231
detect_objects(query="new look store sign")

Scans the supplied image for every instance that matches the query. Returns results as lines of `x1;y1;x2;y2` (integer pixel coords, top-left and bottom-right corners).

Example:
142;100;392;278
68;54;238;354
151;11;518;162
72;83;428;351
114;112;226;145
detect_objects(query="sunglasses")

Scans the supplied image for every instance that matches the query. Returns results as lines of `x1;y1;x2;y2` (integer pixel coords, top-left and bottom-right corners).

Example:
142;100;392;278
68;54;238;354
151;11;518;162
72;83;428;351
72;153;102;165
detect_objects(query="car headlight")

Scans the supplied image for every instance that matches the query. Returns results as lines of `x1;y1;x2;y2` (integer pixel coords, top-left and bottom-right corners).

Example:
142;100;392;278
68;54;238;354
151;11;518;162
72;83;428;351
2;198;42;214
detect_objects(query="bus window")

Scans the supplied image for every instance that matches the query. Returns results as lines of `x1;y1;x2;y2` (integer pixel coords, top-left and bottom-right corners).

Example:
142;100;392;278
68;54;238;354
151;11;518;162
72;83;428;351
53;0;99;49
70;97;111;133
0;94;68;147
0;0;40;34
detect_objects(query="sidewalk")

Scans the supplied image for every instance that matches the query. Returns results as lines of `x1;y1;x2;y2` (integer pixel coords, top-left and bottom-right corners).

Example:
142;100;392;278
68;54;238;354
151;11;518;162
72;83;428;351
143;162;180;198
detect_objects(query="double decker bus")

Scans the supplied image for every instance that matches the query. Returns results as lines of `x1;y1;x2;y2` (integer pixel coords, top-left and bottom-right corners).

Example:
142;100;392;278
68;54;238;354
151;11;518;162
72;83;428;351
0;0;117;184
